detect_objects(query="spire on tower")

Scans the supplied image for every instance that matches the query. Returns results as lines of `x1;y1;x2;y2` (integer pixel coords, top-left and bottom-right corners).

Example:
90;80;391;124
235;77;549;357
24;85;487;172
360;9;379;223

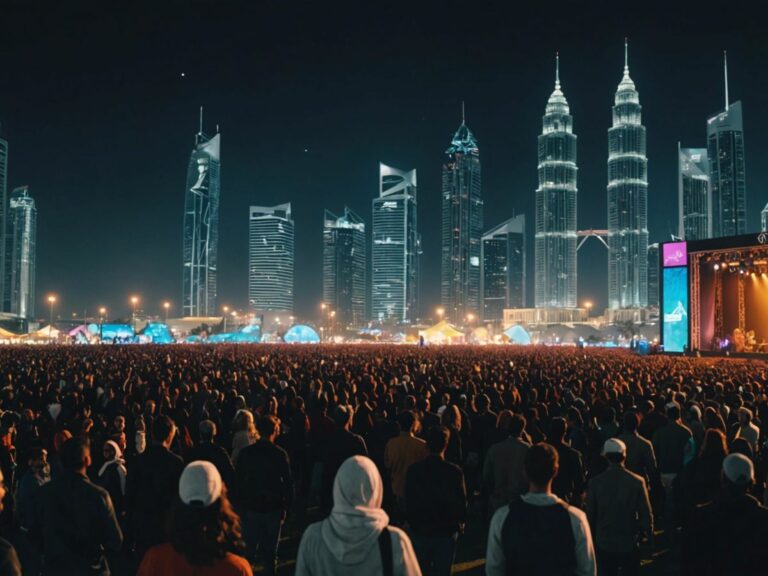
624;37;629;76
555;52;560;89
199;106;204;134
461;100;466;125
724;50;730;111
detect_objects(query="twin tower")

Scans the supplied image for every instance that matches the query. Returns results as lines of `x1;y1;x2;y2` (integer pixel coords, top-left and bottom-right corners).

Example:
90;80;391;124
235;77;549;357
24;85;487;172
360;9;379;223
536;41;648;311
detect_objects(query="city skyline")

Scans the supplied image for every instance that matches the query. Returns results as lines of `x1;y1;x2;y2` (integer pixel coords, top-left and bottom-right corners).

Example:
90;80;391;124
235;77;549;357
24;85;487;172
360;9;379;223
2;2;767;319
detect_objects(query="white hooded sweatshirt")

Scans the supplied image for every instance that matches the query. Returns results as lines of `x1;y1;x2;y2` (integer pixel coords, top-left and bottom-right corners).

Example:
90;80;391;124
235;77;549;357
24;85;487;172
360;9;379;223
295;455;421;576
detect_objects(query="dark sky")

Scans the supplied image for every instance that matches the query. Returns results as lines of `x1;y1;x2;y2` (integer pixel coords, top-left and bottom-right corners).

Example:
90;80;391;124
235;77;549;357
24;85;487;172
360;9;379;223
1;0;766;321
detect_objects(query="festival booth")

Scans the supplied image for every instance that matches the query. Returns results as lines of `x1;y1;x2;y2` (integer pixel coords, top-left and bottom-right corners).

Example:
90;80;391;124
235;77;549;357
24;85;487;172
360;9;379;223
419;320;465;344
0;327;21;343
283;324;321;344
23;326;61;342
503;325;532;345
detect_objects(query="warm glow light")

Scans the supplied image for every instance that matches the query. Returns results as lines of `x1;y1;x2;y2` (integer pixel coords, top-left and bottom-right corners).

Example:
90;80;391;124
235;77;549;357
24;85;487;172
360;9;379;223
47;295;57;304
436;307;445;317
163;302;170;309
131;296;139;305
99;307;106;315
584;300;594;310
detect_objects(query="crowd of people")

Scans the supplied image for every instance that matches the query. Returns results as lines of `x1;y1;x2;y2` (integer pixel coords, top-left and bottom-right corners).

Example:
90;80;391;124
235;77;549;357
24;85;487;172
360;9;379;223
0;344;766;575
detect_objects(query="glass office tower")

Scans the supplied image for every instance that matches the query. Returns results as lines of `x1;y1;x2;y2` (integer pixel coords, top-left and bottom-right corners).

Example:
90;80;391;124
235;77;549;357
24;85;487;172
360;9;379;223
647;243;659;309
0;133;8;308
607;41;649;309
482;214;526;321
182;112;220;317
372;163;419;323
323;207;366;328
5;186;35;318
678;145;710;240
441;111;482;323
248;204;294;314
535;54;578;308
708;53;746;238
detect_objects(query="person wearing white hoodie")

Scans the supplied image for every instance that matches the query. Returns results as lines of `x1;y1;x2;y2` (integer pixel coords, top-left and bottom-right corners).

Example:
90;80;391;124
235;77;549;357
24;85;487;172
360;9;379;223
295;455;422;576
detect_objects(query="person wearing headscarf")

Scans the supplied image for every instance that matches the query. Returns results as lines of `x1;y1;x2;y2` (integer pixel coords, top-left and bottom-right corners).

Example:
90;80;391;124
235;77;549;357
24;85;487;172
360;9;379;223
97;440;128;519
295;455;421;575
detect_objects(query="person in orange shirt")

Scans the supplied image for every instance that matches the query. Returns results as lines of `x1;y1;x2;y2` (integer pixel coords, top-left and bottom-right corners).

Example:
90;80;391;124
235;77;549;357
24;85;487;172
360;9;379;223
137;461;253;576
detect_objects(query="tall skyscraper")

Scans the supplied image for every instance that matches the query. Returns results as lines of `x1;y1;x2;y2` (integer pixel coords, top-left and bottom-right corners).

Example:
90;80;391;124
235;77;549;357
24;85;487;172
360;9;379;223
323;207;366;328
442;107;483;323
248;204;294;314
182;110;220;317
4;186;36;318
0;132;8;307
762;203;768;232
535;54;578;309
607;41;649;309
708;52;747;238
482;215;526;321
678;145;711;240
372;163;419;323
647;243;659;309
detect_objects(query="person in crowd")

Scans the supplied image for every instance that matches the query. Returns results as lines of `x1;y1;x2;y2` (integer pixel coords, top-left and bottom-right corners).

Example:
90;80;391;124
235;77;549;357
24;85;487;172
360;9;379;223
96;440;127;521
384;410;428;521
405;426;466;576
231;410;258;464
137;461;252;576
682;453;768;575
485;443;595;576
674;428;727;522
185;420;236;489
652;402;693;497
234;415;292;575
733;407;760;454
586;439;653;576
0;469;21;576
547;417;586;506
618;412;658;484
126;415;184;560
483;413;531;514
320;405;368;513
15;447;49;575
31;437;122;575
295;455;421;576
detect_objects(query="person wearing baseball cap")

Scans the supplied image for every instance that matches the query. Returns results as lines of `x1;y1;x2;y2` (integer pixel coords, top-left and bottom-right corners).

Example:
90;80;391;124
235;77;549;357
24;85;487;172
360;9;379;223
681;452;768;575
137;461;252;576
587;438;653;575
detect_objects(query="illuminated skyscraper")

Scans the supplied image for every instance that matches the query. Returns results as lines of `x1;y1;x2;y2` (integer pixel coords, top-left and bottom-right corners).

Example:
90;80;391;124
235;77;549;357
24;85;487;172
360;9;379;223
372;163;419;323
248;203;294;313
482;215;526;321
535;54;578;308
0;132;8;307
441;108;483;323
762;203;768;232
182;109;220;317
323;207;366;328
607;41;648;309
708;52;747;238
4;186;36;318
647;243;659;309
678;145;710;240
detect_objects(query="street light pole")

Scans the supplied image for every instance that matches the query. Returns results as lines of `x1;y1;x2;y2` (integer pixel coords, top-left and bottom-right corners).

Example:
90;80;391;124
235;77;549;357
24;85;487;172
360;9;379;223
47;295;57;343
223;306;229;332
163;302;170;323
131;296;139;332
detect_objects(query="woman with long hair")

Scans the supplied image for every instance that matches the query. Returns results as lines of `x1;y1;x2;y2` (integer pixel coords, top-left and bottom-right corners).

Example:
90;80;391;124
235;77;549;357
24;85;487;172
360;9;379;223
675;428;728;521
296;455;421;575
137;460;252;575
231;409;259;463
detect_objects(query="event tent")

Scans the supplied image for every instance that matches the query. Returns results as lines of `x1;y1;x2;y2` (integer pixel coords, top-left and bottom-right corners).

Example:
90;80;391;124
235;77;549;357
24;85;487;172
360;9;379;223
419;320;464;344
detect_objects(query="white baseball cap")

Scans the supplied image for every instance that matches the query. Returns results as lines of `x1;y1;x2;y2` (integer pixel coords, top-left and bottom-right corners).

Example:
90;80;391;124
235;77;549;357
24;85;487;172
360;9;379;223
602;438;627;456
723;453;754;486
179;461;223;507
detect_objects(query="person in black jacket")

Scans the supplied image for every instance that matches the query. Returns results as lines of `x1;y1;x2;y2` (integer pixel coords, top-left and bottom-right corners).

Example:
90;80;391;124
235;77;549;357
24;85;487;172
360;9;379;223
31;438;122;576
125;415;184;561
319;405;367;513
547;417;586;506
0;469;21;576
405;426;467;576
235;415;292;575
184;420;235;489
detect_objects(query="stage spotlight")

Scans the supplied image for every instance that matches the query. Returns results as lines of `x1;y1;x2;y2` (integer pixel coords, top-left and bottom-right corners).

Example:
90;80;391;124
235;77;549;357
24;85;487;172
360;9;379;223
714;263;720;271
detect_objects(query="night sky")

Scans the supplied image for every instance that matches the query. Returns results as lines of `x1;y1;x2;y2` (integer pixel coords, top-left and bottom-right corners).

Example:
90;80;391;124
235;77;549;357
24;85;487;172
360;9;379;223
2;0;766;322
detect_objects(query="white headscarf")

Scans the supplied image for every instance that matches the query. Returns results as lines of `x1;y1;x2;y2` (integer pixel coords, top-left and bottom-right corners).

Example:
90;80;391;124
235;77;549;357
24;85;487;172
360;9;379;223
320;455;390;564
99;440;127;495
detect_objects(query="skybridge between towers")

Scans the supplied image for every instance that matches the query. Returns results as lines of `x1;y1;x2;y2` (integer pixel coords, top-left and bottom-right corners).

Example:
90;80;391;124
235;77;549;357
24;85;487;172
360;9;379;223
576;229;609;251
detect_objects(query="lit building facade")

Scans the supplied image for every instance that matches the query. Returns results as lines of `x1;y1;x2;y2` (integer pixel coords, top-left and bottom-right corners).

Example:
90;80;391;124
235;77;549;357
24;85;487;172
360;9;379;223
372;163;420;323
4;186;35;318
678;145;710;240
0;134;7;306
323;207;366;328
647;243;659;309
708;54;746;238
248;204;294;314
762;203;768;232
441;113;483;323
182;114;220;317
535;55;578;308
482;215;526;321
607;42;649;309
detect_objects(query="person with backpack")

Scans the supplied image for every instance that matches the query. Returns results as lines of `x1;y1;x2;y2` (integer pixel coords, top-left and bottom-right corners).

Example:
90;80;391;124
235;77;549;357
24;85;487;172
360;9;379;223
295;455;421;576
485;443;595;576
